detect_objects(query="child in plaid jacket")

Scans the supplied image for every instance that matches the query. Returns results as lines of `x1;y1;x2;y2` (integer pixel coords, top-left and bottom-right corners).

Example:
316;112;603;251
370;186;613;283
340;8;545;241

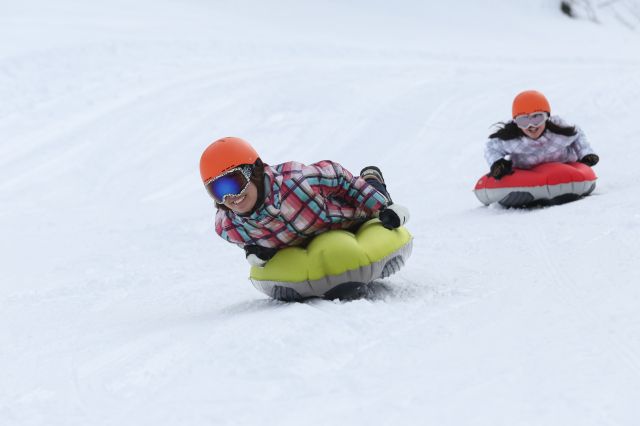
200;137;409;267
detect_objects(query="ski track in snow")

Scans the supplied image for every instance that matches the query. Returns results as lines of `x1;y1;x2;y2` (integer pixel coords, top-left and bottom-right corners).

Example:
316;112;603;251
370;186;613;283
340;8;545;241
2;1;640;425
529;220;640;379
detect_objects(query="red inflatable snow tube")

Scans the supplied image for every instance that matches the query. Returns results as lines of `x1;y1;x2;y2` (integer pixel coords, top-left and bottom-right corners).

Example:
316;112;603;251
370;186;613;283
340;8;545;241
474;162;597;207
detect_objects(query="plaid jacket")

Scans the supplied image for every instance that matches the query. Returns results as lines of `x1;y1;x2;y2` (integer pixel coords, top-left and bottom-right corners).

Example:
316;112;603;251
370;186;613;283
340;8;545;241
215;160;390;249
485;115;596;169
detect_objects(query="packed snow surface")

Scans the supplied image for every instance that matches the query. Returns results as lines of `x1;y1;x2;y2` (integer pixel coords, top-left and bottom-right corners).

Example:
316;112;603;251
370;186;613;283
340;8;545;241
2;1;640;425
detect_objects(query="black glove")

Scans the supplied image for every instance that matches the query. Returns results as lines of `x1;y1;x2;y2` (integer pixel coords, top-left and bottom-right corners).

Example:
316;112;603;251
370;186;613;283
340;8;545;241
244;245;278;267
579;154;599;167
488;158;514;180
379;203;410;230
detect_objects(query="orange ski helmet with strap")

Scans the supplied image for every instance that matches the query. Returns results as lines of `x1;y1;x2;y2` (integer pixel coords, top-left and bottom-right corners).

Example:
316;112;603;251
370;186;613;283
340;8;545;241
512;90;551;118
199;137;260;183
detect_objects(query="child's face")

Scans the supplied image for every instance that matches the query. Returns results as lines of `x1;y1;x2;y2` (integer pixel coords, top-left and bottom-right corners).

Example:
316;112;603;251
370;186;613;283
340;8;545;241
522;122;546;140
223;181;258;214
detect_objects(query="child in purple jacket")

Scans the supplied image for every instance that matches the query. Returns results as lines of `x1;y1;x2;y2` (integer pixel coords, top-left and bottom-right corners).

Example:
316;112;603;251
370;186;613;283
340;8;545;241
485;90;599;179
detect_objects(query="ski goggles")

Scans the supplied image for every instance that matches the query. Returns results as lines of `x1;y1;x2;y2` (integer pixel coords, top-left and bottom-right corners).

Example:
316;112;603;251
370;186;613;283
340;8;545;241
513;112;549;129
204;165;252;203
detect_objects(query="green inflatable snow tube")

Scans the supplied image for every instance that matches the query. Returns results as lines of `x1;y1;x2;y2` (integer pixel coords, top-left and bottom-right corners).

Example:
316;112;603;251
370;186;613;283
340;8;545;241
249;219;413;301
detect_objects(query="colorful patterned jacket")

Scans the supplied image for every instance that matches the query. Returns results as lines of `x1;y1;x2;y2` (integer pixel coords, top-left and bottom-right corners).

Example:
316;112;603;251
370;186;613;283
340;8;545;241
484;115;596;169
215;160;390;249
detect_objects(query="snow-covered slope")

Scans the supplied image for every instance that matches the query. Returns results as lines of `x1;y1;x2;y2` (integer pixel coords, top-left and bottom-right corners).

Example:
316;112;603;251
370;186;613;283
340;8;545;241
2;1;640;425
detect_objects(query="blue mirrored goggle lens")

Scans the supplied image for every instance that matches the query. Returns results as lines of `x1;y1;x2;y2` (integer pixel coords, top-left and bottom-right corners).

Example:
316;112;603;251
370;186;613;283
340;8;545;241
205;169;250;202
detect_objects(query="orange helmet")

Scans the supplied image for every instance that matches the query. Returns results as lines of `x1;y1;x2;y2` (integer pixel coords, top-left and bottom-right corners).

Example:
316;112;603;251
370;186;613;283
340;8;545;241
199;137;260;183
512;90;551;118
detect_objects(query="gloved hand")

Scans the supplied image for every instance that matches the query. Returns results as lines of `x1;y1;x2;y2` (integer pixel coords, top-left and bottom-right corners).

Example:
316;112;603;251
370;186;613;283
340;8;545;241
488;158;514;180
579;154;599;167
244;245;278;268
379;203;410;229
246;254;267;267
